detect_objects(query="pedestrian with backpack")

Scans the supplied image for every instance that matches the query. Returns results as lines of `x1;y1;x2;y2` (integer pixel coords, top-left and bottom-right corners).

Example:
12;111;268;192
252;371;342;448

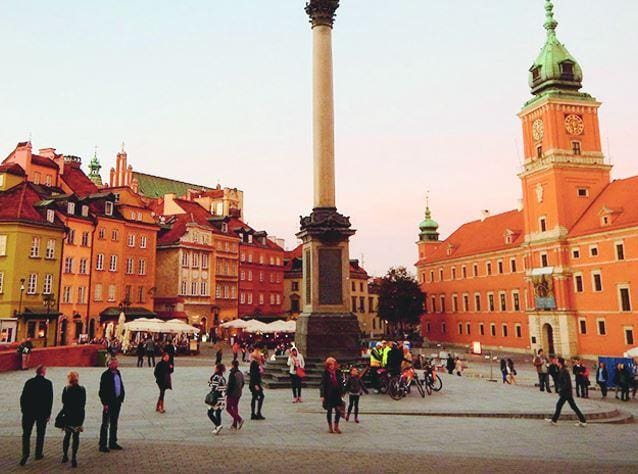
206;364;227;436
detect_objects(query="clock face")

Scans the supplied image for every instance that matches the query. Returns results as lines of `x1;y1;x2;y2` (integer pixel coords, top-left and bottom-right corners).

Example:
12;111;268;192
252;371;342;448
565;114;584;136
532;119;544;141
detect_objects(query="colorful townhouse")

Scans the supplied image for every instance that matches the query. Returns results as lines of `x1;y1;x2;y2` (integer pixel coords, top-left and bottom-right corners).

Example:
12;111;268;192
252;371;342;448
416;2;638;358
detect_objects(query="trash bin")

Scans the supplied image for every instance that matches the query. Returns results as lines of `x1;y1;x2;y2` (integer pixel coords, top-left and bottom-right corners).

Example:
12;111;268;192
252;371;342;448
96;350;107;367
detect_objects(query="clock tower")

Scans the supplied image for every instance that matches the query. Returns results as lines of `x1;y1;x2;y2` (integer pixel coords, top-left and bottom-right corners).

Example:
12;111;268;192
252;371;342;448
518;0;611;239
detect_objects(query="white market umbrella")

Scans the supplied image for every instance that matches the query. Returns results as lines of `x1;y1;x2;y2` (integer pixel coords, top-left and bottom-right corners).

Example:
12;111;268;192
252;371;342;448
221;319;249;329
267;320;294;333
115;311;126;339
243;320;271;333
624;346;638;358
164;319;200;334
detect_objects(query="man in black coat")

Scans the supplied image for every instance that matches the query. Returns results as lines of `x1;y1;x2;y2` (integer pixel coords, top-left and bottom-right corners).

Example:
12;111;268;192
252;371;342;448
546;357;587;426
249;349;265;420
19;365;53;466
387;342;407;376
98;358;125;452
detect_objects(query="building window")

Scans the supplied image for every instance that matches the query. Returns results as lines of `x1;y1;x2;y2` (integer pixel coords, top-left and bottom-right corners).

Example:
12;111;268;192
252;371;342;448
451;267;456;279
597;319;606;336
458;323;463;335
488;294;495;312
572;248;580;259
62;286;72;304
30;237;41;258
81;259;89;276
589;245;599;257
572;141;582;155
466;323;471;335
430;296;436;313
576;187;588;197
515;324;522;338
441;322;446;334
27;273;37;294
43;274;53;295
111;229;119;241
540;253;548;268
429;271;434;282
625;327;634;346
98;227;105;240
45;239;55;259
474;293;481;312
579;319;587;335
462;266;467;278
616;243;625;261
502;324;508;337
452;295;458;313
536;145;543;159
499;292;507;311
490;323;496;337
440;295;446;313
105;201;113;216
77;286;86;304
0;272;3;293
247;293;253;304
81;232;89;247
126;258;134;274
619;287;632;312
140;235;147;249
81;205;89;217
127;234;136;247
201;254;208;269
513;292;521;311
138;286;145;303
497;261;504;274
64;257;73;274
181;281;188;295
240;271;245;281
0;235;7;256
108;285;116;302
439;269;443;281
66;229;75;245
463;294;469;312
138;259;146;275
574;274;584;293
592;272;603;292
192;253;200;268
248;270;252;281
181;251;189;267
191;282;197;295
94;284;103;301
486;262;492;276
473;264;478;277
259;293;264;305
96;253;104;271
539;217;547;233
109;255;118;272
425;321;431;333
479;323;485;336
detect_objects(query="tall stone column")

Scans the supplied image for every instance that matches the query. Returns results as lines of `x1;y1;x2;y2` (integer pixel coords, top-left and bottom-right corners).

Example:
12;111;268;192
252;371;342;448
295;0;360;360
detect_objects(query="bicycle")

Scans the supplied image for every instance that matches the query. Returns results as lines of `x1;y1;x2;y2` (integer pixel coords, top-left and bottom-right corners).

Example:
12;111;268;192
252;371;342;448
423;365;443;392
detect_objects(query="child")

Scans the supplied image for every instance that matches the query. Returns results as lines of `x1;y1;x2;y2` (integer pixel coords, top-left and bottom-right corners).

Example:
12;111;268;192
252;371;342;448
345;368;368;423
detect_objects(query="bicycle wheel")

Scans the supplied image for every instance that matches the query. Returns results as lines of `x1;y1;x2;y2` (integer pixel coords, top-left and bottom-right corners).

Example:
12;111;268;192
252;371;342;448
425;379;432;395
431;375;443;392
414;378;425;398
388;379;403;400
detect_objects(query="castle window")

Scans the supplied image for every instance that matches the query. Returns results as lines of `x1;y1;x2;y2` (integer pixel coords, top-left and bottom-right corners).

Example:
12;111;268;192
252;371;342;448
531;66;541;82
574;274;584;293
589;245;599;257
536;145;543;159
560;61;574;80
579;319;587;335
597;319;606;336
616;242;625;261
625;328;634;346
539;217;547;232
572;248;580;259
601;216;609;226
479;323;485;336
540;252;549;268
572;141;582;155
510;258;517;273
515;324;522;338
592;271;603;292
619;287;632;312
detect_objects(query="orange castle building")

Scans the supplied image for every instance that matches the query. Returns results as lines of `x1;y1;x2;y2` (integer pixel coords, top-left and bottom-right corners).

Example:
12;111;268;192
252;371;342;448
416;1;637;359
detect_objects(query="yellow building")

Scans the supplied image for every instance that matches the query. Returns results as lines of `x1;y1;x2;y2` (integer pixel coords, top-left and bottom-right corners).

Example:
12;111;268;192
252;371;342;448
0;164;66;346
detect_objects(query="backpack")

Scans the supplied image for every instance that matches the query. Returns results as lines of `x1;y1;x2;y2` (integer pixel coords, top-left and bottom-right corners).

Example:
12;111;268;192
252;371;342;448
205;388;219;406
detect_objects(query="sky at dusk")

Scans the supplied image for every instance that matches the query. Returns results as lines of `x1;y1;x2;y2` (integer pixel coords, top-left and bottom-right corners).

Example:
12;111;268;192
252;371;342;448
1;1;637;276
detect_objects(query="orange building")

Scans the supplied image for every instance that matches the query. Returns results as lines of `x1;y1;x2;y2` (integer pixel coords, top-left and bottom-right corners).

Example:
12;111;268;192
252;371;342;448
416;2;637;359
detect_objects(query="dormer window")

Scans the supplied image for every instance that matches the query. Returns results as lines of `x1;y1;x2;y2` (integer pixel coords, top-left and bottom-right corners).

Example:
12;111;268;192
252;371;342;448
81;205;89;217
601;215;610;226
113;193;120;203
46;209;55;223
560;61;574;80
531;65;541;82
572;141;582;155
67;202;75;215
221;223;228;233
105;201;114;216
248;234;253;243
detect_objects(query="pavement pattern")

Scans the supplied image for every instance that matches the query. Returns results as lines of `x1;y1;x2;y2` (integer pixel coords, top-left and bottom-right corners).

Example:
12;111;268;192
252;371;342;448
1;354;637;473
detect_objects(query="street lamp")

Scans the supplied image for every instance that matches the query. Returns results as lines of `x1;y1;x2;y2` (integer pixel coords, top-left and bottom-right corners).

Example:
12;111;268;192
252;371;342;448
42;293;55;347
17;278;25;317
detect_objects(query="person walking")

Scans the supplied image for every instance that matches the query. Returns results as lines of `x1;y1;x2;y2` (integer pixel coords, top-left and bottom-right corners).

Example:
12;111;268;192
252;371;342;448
619;364;631;401
232;341;240;362
446;353;455;375
226;360;245;430
154;352;174;413
207;364;227;435
135;340;145;368
320;357;345;434
215;347;223;366
596;362;608;398
533;349;552;393
548;357;560;392
144;337;156;367
60;371;86;468
454;357;463;376
98;358;125;452
614;363;622;399
19;365;53;466
287;347;305;403
18;338;34;370
546;357;587;427
345;367;368;423
500;359;508;384
249;349;266;420
581;364;590;398
506;358;517;384
164;339;176;366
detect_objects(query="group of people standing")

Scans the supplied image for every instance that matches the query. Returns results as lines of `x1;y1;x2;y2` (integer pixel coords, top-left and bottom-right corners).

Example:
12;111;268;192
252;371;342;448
18;359;125;468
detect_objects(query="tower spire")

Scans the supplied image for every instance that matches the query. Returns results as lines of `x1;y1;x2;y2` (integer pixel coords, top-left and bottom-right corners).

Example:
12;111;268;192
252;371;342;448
88;146;103;187
544;0;558;40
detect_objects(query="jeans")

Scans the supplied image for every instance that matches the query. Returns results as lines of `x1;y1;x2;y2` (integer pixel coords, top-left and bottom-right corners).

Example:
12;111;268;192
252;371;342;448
207;408;222;427
226;395;242;427
326;406;341;425
347;394;360;418
250;387;264;416
147;352;155;367
136;355;144;367
63;429;80;460
538;373;551;392
597;381;608;397
22;415;47;459
621;384;630;401
551;395;586;423
290;374;302;399
158;388;166;402
99;401;121;448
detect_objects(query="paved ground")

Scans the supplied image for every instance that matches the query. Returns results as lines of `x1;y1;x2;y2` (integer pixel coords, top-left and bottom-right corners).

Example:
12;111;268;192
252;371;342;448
1;353;637;473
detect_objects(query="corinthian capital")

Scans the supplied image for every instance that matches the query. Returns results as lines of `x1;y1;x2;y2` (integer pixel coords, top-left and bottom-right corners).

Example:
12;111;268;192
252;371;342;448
305;0;339;28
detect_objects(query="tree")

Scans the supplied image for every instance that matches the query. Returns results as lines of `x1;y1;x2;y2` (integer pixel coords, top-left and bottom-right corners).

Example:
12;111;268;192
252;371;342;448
377;267;425;336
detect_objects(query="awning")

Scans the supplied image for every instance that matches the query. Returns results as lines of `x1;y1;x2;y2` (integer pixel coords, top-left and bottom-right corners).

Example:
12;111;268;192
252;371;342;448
20;307;62;319
99;307;157;323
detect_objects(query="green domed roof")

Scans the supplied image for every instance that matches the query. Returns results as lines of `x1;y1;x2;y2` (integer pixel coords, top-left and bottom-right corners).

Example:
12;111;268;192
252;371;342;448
529;0;583;96
419;205;439;242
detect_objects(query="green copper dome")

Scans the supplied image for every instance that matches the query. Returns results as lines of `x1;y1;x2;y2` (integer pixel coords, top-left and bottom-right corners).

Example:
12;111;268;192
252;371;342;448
88;150;103;186
419;206;439;242
529;0;583;96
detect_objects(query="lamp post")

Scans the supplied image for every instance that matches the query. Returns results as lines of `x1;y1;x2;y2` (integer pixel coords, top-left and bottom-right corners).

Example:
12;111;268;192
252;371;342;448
17;278;25;317
42;293;55;347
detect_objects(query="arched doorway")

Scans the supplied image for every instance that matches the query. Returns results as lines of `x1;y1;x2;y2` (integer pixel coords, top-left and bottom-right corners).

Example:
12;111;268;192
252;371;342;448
542;323;555;355
59;319;68;346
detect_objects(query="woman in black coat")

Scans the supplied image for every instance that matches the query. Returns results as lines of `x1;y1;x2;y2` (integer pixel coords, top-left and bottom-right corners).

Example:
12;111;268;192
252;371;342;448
61;371;86;468
154;352;174;413
319;357;345;434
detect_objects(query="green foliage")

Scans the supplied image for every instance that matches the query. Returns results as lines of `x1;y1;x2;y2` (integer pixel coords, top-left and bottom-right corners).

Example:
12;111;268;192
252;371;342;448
377;267;424;329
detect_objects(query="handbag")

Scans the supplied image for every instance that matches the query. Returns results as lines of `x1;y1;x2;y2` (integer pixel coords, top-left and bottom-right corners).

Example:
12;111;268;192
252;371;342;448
296;367;306;378
54;409;66;429
205;388;219;406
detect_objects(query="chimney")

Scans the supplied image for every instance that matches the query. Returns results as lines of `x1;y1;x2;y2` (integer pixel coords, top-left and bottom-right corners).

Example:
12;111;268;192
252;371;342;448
40;148;63;175
109;167;115;187
480;210;490;222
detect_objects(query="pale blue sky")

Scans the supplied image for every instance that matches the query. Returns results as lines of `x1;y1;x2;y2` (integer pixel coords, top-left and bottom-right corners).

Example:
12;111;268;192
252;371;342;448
1;1;637;275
